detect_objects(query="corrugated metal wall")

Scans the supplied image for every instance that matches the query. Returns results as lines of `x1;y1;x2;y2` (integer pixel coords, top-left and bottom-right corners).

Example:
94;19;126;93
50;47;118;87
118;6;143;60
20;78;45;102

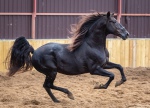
0;16;31;39
35;0;117;39
0;0;32;12
121;0;150;38
36;16;78;39
122;16;150;38
37;0;117;13
0;0;150;39
122;0;150;13
0;0;32;39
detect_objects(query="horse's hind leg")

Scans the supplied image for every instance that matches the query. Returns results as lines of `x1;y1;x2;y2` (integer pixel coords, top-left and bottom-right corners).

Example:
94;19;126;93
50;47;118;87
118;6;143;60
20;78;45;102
43;71;74;103
103;62;126;87
43;72;60;103
51;84;74;100
42;55;74;102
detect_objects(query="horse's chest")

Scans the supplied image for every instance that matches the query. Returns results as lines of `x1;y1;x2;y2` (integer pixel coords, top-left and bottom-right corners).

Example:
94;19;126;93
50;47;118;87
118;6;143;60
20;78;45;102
89;50;107;66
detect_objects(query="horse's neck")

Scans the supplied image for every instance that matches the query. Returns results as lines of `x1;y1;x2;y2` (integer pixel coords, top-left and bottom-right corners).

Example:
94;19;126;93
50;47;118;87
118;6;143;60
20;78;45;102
86;31;107;49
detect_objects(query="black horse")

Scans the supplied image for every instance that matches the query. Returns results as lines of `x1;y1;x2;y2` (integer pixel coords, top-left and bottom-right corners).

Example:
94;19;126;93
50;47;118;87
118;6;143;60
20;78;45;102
6;12;129;102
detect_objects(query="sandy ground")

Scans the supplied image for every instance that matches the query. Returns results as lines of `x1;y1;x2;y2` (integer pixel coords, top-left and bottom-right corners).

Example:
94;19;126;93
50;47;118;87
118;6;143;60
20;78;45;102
0;67;150;108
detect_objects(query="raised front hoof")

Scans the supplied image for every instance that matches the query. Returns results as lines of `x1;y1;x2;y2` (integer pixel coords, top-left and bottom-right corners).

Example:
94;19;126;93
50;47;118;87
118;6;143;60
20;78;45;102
68;92;74;100
94;84;107;89
115;79;126;87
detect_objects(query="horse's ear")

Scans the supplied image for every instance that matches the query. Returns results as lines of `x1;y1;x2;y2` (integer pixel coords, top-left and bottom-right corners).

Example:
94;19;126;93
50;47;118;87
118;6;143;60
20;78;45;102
112;13;114;16
107;11;110;18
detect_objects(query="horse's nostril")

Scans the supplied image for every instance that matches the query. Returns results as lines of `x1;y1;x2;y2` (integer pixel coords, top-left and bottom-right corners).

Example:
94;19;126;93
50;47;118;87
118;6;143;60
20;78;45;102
126;33;129;38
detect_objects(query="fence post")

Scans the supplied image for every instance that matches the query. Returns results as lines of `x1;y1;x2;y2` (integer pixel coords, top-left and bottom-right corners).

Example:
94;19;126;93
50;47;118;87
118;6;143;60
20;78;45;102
31;0;36;39
117;0;122;23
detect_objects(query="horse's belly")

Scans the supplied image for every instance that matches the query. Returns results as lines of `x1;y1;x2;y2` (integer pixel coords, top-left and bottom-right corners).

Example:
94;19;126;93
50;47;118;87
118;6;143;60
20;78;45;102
57;62;86;75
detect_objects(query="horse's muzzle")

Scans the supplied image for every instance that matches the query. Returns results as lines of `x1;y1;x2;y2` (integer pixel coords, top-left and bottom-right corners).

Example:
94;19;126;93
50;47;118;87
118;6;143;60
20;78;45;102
122;32;129;40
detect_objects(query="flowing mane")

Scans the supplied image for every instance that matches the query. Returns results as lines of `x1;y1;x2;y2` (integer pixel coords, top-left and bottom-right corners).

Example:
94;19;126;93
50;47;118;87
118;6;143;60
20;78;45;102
68;13;105;51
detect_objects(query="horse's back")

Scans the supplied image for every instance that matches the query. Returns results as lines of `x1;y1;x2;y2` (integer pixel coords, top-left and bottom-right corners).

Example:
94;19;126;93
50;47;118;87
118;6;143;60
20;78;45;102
34;43;66;54
31;43;85;75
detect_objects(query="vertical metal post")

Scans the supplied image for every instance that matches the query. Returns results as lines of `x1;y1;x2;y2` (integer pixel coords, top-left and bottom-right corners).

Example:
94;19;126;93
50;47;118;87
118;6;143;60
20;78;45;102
31;0;36;39
117;0;122;23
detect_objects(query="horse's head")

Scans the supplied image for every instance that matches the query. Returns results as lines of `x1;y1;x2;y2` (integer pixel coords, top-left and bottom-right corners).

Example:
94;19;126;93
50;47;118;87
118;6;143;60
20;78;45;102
68;12;129;51
106;12;129;40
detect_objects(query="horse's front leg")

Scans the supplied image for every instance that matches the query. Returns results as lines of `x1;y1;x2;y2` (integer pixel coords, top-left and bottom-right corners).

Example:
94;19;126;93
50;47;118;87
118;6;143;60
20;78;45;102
90;66;114;89
103;62;127;87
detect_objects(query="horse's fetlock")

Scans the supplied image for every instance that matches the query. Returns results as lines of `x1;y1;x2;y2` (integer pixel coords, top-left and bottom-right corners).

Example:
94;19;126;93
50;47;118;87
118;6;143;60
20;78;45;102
63;89;69;94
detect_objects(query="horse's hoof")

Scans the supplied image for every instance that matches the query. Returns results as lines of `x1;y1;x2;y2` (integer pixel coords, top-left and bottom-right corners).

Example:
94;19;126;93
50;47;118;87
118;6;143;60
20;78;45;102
115;80;126;87
94;84;100;89
99;84;107;89
94;84;107;89
68;92;74;100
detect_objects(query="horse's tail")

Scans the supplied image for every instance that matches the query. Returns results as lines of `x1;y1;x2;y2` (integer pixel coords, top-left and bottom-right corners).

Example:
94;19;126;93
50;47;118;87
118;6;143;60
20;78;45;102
5;36;34;76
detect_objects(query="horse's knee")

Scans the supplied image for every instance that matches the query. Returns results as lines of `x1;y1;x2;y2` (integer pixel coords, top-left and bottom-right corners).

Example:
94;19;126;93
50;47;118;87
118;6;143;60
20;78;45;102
115;64;123;71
